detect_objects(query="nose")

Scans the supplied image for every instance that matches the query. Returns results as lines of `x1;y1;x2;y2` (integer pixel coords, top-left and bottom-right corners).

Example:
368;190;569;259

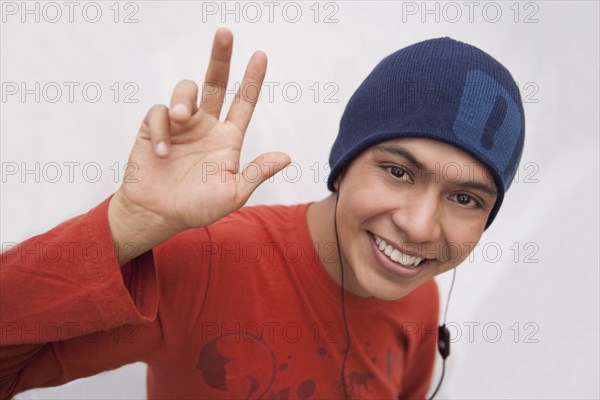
391;190;442;244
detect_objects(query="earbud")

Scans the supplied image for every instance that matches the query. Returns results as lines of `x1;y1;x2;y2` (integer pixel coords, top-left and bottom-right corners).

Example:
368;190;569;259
438;324;450;359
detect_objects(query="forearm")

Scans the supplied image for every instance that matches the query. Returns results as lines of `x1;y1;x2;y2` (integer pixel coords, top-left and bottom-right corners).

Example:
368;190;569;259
0;197;161;396
1;197;158;343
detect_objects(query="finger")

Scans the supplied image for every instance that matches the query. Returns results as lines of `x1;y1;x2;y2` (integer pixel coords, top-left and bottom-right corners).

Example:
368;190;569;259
225;50;267;134
143;104;171;158
169;79;199;123
200;27;233;118
237;152;291;201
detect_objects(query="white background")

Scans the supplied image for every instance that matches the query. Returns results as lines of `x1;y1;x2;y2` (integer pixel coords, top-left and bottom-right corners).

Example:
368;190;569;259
1;1;599;399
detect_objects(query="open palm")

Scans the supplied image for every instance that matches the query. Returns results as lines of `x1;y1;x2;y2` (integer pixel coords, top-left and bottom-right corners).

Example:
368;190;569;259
117;28;290;234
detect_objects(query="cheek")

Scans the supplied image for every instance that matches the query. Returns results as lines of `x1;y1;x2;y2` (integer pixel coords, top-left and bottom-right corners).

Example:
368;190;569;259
444;242;470;264
443;224;484;263
339;181;394;223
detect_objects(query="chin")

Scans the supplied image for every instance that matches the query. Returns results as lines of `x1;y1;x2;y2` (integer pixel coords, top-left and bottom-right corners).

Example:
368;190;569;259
354;271;420;301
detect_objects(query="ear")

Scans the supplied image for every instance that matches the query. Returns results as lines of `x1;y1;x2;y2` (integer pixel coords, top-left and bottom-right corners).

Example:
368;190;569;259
332;168;346;191
333;177;340;191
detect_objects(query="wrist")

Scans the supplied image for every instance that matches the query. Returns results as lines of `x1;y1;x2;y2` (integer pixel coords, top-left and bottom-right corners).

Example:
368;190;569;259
108;190;181;266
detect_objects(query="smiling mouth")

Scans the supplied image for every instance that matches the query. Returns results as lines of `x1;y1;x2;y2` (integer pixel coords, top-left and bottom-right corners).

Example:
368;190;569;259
372;234;424;268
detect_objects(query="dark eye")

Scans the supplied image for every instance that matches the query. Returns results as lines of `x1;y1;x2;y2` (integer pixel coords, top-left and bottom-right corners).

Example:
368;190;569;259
388;166;413;183
390;166;406;178
457;193;471;205
452;193;483;209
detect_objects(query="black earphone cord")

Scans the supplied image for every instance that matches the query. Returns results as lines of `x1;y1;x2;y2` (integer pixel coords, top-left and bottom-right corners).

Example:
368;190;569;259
333;184;456;400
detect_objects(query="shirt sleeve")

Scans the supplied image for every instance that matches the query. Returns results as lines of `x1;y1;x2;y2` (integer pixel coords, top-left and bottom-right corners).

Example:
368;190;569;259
0;195;162;398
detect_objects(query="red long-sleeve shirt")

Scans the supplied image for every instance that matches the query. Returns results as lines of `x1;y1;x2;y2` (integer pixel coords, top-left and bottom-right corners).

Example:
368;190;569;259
0;195;439;399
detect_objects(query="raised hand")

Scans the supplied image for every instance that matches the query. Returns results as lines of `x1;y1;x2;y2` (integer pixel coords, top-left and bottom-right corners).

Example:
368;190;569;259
108;28;290;265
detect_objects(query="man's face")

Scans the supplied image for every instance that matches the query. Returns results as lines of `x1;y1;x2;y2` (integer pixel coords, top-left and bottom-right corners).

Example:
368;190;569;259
334;137;498;300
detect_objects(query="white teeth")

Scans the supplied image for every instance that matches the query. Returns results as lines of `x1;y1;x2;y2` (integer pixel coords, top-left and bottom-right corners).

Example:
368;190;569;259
401;253;410;265
372;235;425;268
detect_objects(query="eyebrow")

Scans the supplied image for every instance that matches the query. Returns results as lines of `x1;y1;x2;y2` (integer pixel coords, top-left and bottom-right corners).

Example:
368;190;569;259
454;180;498;196
371;144;498;196
372;144;426;170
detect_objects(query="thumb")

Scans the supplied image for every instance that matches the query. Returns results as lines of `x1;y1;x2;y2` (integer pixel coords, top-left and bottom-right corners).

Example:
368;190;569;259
237;152;291;201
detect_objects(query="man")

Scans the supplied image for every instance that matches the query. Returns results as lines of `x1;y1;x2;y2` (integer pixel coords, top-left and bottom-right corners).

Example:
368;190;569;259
0;28;524;399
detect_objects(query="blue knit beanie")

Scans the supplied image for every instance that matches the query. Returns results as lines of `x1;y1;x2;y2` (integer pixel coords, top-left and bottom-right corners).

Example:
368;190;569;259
327;37;525;228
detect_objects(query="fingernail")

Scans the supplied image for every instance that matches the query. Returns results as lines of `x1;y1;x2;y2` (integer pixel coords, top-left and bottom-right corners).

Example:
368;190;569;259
156;141;168;156
172;103;188;116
